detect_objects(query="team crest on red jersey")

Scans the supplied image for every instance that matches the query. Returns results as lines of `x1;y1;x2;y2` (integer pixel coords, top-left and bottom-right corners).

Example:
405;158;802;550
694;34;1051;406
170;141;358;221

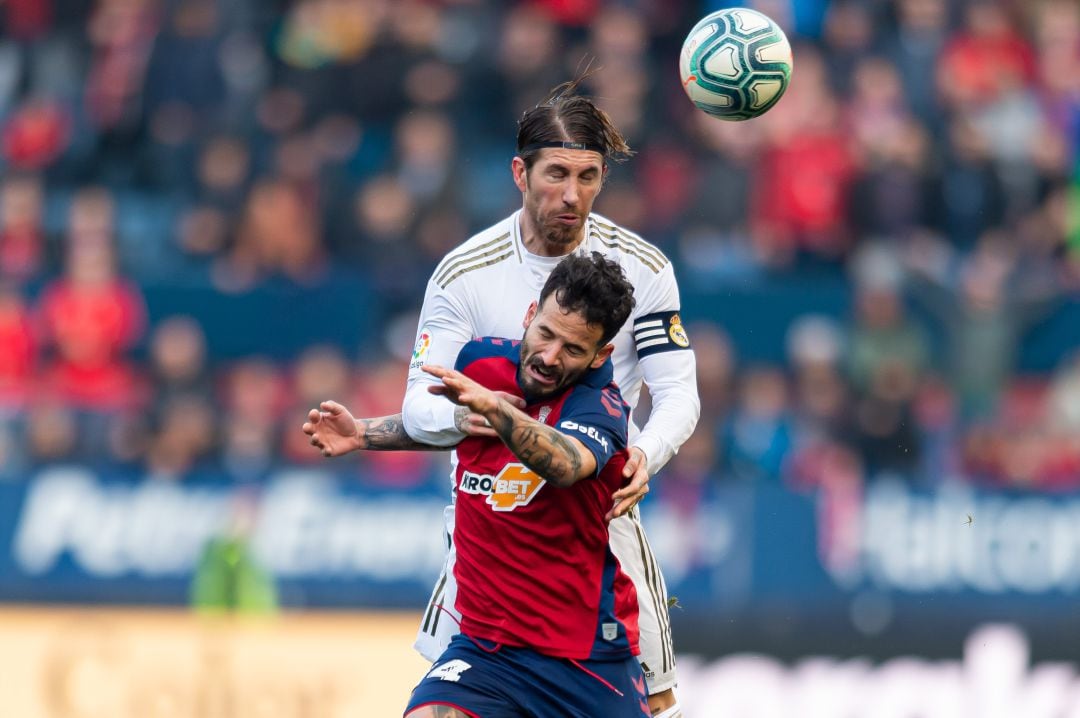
459;464;546;511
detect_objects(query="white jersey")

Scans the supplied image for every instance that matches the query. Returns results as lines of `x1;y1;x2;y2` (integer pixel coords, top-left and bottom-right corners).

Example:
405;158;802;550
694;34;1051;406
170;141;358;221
403;209;699;473
403;210;700;695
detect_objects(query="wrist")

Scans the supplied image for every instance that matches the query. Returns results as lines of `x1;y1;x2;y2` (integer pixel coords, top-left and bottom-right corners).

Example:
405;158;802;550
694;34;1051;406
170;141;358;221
631;436;661;476
453;406;470;432
486;398;512;425
352;419;366;451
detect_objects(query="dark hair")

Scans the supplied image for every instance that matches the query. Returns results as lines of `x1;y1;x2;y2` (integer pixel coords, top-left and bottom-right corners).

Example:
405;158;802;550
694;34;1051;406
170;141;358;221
538;252;636;345
516;74;634;170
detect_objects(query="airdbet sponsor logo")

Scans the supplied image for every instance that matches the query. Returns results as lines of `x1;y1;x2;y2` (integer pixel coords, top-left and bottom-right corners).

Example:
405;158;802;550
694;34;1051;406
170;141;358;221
458;464;545;511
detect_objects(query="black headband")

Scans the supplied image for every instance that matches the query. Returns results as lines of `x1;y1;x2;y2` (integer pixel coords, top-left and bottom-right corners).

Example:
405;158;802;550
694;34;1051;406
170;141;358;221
519;141;606;155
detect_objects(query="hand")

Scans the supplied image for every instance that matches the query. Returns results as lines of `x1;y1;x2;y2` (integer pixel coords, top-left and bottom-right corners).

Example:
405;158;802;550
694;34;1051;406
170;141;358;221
303;400;361;457
455;392;527;438
607;446;650;521
422;365;502;418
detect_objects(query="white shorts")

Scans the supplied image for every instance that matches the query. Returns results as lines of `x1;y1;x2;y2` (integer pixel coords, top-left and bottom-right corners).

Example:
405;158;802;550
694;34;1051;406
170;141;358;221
413;504;677;695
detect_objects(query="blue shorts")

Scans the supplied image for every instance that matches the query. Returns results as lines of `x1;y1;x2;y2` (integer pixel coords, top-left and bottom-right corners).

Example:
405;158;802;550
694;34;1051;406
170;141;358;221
404;634;650;718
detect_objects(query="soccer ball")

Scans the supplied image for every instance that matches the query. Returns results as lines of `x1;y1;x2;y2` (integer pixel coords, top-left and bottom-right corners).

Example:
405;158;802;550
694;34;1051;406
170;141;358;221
679;7;793;121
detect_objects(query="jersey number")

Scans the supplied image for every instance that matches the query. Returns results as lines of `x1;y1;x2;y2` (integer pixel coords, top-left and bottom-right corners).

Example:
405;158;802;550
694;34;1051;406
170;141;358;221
600;388;623;418
426;659;472;683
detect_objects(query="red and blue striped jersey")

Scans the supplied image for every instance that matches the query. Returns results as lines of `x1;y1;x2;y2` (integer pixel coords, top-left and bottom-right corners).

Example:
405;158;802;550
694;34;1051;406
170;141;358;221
450;337;640;661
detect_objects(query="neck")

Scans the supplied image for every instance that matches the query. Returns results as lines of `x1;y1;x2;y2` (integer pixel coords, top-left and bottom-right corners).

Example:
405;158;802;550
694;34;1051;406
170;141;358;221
518;212;586;258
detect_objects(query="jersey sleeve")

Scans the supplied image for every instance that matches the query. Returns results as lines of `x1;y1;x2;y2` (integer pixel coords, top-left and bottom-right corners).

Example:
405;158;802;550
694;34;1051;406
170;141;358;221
555;384;630;476
453;338;493;372
628;262;701;476
401;279;476;447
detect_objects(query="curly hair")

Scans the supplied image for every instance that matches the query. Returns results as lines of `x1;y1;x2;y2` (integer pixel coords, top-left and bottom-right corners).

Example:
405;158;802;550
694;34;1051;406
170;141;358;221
538;252;636;345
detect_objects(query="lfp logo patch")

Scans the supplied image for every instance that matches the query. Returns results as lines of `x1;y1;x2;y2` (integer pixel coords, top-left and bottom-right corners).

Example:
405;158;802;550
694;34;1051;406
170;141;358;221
459;464;546;511
410;328;432;369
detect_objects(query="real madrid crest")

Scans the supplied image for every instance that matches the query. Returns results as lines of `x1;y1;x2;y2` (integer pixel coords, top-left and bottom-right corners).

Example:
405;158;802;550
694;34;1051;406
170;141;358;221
668;314;690;348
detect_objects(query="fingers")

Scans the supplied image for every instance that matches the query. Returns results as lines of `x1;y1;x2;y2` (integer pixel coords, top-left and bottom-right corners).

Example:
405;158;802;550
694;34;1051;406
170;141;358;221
494;391;526;410
308;433;335;458
606;484;649;521
609;453;651;520
611;481;649;503
461;412;498;438
303;408;331;455
320;400;345;415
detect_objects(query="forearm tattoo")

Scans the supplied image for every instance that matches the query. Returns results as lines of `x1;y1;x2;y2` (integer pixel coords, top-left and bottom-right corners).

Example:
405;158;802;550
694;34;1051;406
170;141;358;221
489;402;584;487
453;405;471;433
356;415;441;451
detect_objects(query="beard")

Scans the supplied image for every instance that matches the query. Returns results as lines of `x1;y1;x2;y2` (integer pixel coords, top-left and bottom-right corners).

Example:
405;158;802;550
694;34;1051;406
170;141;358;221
523;178;586;249
528;206;581;247
543;214;582;246
517;345;589;400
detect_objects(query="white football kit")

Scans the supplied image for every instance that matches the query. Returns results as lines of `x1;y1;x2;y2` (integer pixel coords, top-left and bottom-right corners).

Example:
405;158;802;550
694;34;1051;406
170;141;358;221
403;210;700;695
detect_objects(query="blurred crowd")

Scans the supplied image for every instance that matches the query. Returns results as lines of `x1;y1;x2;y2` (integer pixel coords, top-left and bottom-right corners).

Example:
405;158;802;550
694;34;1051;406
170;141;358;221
0;0;1077;495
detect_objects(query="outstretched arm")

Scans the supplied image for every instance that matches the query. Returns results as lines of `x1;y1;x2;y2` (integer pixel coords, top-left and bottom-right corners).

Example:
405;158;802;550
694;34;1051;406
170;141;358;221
303;396;528;457
422;365;597;487
303;401;444;456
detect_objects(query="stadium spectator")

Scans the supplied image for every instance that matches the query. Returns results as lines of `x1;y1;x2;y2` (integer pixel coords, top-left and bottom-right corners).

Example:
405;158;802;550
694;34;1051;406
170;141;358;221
907;234;1062;424
0;0;1071;501
219;357;286;482
0;173;47;281
719;365;793;482
750;47;857;265
143;315;218;478
37;233;146;412
0;281;36;409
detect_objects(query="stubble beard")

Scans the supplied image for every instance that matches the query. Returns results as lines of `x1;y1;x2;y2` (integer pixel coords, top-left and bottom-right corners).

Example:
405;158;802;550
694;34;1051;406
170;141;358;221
544;224;579;248
518;348;590;400
531;206;581;248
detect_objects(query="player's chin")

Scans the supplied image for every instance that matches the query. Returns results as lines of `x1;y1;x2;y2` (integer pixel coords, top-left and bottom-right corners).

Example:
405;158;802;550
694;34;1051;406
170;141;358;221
544;223;580;243
520;378;561;400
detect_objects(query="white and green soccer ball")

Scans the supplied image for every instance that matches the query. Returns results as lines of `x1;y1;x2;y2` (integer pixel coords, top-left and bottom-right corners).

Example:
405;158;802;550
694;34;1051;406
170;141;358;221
679;7;793;121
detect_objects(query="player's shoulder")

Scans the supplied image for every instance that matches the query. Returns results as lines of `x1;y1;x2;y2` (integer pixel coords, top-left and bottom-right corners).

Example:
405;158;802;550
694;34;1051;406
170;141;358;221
560;373;631;441
455;336;519;372
567;361;628;412
431;216;518;290
586;213;670;276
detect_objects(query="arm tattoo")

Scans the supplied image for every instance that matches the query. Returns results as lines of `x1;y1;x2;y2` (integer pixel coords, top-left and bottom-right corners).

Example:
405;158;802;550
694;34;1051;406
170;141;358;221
356;415;444;451
453;405;471;433
489;402;585;487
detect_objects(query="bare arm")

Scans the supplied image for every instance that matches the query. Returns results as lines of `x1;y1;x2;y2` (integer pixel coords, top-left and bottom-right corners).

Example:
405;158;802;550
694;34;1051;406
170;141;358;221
303;402;449;456
354;414;444;451
485;399;595;488
422;365;597;487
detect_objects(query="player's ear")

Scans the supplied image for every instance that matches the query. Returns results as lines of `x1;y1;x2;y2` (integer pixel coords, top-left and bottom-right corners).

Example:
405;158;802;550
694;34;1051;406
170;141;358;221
522;300;538;329
512;156;528;193
590;343;614;369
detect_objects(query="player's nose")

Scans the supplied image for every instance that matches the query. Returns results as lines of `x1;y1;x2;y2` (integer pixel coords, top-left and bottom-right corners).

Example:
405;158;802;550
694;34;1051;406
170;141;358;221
561;179;580;206
537;343;560;366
